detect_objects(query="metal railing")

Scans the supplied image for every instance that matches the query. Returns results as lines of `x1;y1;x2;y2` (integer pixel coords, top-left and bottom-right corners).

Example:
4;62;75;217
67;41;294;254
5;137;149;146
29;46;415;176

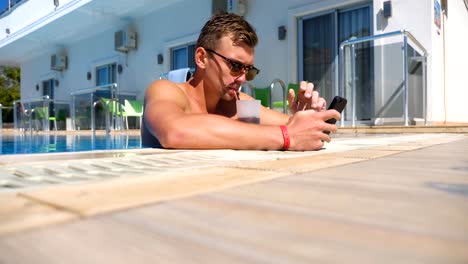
70;83;120;133
12;96;55;132
241;82;255;97
0;103;8;130
241;80;288;114
269;79;287;114
339;30;428;127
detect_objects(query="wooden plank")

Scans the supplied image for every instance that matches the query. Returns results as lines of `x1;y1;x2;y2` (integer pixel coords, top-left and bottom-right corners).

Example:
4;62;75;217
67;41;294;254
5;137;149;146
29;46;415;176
235;154;366;172
0;193;77;235
18;167;291;217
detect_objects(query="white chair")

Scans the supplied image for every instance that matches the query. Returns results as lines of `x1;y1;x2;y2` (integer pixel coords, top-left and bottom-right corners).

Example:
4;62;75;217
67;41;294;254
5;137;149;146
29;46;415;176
160;68;192;83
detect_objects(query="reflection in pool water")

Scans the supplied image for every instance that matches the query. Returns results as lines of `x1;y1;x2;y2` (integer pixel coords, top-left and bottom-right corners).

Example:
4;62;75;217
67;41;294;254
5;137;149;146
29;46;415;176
0;133;143;155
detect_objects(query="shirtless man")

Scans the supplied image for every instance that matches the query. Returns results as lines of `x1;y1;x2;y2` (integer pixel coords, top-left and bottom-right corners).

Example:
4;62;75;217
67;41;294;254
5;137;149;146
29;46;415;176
142;12;340;151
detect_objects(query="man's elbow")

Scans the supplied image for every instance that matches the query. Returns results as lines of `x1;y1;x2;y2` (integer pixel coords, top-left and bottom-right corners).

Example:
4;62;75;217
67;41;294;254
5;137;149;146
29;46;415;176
158;128;186;149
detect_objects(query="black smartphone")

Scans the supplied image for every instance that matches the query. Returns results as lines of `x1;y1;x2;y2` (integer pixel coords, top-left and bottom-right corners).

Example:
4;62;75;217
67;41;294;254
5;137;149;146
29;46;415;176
324;96;347;134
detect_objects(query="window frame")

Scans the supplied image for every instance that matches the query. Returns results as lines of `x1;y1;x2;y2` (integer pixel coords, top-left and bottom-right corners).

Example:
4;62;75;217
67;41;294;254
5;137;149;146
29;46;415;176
170;42;196;71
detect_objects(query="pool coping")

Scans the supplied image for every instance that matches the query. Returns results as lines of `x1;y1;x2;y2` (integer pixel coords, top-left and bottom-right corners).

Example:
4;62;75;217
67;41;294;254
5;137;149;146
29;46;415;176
0;133;466;236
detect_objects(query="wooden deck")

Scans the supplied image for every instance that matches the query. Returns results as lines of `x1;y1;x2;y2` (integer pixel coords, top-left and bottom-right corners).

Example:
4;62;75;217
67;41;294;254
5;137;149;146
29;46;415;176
0;133;467;263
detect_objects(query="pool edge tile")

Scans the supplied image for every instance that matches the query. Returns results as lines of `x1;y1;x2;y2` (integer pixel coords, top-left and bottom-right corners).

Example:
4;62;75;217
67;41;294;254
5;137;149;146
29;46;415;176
0;193;78;236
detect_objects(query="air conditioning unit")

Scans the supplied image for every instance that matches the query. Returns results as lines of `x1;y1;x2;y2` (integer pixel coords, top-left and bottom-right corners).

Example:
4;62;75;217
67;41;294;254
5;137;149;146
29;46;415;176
115;29;137;53
50;54;68;71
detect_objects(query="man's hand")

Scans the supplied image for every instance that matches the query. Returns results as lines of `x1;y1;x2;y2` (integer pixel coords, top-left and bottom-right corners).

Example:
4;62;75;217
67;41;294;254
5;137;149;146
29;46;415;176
286;109;340;151
288;81;326;114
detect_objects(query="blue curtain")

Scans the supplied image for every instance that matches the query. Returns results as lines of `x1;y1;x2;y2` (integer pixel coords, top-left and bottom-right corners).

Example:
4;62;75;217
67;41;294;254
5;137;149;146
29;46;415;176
339;7;370;43
302;13;335;102
95;64;116;99
171;44;196;70
339;6;372;120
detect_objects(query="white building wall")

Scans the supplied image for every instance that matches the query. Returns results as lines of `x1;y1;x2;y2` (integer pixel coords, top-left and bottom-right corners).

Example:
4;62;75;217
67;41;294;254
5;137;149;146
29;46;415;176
134;0;212;99
443;0;468;123
373;0;431;46
429;0;445;124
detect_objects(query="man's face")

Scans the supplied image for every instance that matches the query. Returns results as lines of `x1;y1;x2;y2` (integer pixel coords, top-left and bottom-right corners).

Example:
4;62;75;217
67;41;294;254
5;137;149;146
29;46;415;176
206;35;255;101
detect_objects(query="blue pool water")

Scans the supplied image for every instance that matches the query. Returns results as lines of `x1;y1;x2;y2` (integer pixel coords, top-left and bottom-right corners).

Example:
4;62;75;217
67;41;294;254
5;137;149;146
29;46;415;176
0;133;143;155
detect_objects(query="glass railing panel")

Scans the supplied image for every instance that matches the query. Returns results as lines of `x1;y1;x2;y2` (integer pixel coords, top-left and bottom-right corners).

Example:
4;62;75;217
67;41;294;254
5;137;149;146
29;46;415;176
340;31;427;126
72;93;93;131
70;83;135;132
372;40;406;123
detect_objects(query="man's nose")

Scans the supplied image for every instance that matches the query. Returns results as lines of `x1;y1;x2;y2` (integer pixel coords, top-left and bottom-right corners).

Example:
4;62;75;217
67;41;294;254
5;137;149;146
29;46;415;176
234;69;248;83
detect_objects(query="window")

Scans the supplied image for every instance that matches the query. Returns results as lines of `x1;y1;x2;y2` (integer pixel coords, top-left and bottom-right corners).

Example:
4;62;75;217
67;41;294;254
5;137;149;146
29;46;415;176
41;78;57;117
42;79;55;99
95;63;116;99
171;43;196;70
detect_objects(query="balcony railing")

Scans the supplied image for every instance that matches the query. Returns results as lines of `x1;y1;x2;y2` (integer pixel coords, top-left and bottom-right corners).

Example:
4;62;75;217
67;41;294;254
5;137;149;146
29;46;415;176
13;96;70;132
70;83;137;133
0;0;27;17
339;30;428;127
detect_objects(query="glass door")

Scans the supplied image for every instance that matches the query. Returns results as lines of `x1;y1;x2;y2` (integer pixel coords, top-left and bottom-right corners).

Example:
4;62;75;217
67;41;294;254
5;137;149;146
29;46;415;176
299;12;337;104
339;5;372;121
42;79;55;99
299;4;371;120
42;79;55;117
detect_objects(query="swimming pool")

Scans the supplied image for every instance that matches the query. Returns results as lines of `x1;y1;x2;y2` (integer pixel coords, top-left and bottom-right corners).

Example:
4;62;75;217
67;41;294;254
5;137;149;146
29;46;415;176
0;133;143;155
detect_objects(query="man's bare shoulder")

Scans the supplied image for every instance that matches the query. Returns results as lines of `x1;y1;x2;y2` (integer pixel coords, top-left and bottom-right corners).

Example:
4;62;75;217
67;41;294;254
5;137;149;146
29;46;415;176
145;79;189;109
146;79;184;96
146;79;189;100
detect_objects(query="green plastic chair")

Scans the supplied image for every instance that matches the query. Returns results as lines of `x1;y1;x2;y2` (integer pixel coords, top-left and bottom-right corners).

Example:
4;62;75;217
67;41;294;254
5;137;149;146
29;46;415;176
271;83;300;111
34;106;57;131
100;98;124;131
254;87;270;107
288;83;299;95
101;98;120;114
254;87;289;113
122;99;143;129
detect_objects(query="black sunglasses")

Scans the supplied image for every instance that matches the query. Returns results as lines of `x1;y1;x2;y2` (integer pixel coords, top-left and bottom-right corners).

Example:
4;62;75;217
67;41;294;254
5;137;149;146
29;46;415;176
205;48;260;81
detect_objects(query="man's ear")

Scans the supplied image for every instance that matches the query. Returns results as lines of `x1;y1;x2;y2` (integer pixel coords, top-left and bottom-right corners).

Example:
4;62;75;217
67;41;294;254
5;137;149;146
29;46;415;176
195;47;208;69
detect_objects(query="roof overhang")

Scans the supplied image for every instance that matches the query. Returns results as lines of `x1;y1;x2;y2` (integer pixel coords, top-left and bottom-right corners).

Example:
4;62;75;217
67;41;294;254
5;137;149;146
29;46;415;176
0;0;183;66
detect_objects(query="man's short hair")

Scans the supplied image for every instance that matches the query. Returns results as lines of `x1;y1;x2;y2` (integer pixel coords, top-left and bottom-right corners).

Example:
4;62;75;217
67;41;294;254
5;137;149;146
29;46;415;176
196;12;258;50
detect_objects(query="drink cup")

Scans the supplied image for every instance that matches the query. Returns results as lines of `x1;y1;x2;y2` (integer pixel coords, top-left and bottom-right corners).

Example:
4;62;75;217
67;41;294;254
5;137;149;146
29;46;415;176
236;100;260;124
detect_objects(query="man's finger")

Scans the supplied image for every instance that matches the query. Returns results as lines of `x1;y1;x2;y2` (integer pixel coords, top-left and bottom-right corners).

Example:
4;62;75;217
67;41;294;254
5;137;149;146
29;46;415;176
287;89;296;112
311;91;319;108
287;89;295;104
299;81;307;95
321;132;332;143
305;82;314;98
321;109;341;121
323;122;338;134
317;98;326;111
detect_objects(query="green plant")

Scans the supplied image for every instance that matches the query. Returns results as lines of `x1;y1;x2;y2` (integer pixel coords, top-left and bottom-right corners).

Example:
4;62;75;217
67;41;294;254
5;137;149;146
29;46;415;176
0;66;21;123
